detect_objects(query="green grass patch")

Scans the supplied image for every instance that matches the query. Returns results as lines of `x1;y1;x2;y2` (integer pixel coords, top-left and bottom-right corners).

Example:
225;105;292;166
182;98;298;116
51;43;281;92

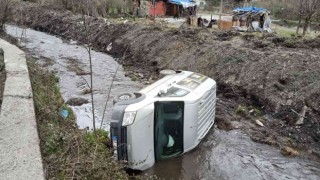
276;29;296;38
28;59;127;179
236;105;262;117
235;105;248;115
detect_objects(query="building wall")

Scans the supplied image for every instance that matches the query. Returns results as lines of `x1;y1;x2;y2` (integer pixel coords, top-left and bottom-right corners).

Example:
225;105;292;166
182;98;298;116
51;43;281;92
149;1;166;16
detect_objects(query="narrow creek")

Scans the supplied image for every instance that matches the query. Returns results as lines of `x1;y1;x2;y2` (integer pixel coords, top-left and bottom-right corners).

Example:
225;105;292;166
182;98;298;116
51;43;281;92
6;24;141;130
6;25;320;180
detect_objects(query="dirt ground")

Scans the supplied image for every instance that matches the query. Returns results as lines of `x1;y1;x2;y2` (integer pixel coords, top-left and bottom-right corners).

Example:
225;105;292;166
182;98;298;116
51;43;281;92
10;3;320;159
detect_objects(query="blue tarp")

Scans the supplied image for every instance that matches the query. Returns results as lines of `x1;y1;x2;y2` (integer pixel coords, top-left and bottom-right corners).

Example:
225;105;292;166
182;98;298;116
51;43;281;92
233;7;267;13
168;0;196;8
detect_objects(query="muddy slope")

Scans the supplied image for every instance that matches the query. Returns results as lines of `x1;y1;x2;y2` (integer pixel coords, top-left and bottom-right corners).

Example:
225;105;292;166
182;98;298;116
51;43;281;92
11;3;320;155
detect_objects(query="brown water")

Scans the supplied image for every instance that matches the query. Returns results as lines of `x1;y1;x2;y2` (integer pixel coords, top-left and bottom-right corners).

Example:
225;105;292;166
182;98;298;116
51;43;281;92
143;129;320;179
6;25;320;180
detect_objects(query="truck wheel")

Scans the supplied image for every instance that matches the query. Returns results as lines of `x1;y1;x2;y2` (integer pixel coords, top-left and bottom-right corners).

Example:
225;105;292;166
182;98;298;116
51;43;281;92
113;93;136;104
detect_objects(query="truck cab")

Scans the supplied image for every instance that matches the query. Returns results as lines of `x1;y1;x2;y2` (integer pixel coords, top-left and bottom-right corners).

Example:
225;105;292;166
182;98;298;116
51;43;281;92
110;71;216;171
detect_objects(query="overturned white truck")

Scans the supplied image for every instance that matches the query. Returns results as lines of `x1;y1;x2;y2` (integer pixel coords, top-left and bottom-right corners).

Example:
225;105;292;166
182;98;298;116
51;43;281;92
110;71;216;170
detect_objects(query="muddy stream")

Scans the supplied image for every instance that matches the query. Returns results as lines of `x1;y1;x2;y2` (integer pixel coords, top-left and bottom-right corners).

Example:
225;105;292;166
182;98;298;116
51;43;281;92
6;25;320;180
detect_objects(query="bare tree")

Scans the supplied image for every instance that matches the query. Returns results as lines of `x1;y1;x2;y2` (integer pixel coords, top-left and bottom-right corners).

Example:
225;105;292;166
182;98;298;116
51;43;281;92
75;0;97;132
0;0;11;33
293;0;320;35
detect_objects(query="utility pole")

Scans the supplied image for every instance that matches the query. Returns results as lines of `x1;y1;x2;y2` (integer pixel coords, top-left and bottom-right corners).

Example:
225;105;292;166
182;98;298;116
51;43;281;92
219;0;223;22
220;0;223;13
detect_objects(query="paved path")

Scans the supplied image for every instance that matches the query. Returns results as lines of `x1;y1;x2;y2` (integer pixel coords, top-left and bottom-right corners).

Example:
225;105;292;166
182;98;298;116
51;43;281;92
0;39;44;180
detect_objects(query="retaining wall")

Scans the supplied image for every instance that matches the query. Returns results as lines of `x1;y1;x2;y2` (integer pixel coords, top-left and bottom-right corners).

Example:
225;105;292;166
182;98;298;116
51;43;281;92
0;39;44;180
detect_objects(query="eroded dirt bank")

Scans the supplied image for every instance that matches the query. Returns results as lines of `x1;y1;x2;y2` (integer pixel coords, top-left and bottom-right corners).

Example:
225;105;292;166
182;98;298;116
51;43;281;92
10;3;320;157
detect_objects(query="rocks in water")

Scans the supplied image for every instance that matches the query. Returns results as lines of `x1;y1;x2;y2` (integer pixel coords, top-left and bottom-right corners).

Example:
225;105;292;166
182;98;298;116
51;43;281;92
281;146;299;157
81;88;92;95
66;98;89;106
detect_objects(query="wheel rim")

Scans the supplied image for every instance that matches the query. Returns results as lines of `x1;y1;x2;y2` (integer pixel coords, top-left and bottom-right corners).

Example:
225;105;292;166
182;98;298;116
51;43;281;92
119;94;131;100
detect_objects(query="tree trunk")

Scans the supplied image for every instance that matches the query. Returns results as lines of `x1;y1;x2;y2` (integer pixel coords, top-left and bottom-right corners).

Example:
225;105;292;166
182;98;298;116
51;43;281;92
309;19;312;34
302;18;310;35
296;18;301;34
0;3;9;33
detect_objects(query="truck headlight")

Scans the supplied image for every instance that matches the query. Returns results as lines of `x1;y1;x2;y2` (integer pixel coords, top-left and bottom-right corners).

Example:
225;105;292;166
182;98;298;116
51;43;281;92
122;112;136;126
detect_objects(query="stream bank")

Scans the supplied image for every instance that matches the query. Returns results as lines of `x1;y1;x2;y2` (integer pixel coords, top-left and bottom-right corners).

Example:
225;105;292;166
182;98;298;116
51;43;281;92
10;3;320;158
6;24;141;130
6;27;320;179
26;58;127;179
5;2;320;179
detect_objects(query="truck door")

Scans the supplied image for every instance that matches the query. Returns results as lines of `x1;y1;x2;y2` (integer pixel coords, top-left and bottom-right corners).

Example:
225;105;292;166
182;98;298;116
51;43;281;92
154;101;184;160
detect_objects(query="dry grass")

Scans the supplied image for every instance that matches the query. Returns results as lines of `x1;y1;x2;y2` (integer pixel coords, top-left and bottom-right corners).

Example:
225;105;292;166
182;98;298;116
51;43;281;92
0;48;5;110
280;146;300;157
28;58;127;179
31;0;134;17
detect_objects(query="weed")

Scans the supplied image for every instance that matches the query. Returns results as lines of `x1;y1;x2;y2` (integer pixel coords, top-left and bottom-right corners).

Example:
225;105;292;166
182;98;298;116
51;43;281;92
236;105;248;115
28;58;127;179
129;74;138;81
224;54;246;63
276;29;296;38
236;105;262;117
249;107;262;117
283;38;298;48
0;48;5;110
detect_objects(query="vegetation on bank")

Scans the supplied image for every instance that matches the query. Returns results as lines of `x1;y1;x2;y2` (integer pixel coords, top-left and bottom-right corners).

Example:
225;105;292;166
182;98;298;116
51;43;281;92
0;48;5;110
21;0;134;17
27;59;127;179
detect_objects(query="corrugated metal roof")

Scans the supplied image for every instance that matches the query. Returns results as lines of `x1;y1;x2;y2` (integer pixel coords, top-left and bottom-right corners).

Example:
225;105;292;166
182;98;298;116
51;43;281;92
168;0;197;8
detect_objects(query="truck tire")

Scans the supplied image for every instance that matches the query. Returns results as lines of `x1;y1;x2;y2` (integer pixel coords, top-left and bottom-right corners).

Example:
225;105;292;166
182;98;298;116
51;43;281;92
113;93;136;104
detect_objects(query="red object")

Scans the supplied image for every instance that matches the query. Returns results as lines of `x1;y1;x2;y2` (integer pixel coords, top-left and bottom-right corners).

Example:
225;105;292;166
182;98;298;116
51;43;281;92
149;1;166;17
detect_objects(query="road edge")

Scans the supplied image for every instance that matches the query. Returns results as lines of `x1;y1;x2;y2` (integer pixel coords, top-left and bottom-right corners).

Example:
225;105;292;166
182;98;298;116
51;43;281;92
0;39;45;180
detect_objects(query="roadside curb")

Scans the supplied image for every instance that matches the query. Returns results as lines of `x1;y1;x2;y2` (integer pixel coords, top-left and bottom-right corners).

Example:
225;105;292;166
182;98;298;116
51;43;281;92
0;39;45;180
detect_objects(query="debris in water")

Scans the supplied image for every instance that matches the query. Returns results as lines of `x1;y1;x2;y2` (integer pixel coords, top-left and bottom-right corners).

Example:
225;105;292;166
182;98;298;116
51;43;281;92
107;43;112;51
281;146;299;157
60;109;69;119
66;98;89;106
255;119;264;127
295;105;308;125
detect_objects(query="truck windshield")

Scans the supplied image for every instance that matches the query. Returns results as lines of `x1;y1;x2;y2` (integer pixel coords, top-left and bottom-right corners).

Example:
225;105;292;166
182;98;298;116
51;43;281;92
159;87;189;97
154;101;184;160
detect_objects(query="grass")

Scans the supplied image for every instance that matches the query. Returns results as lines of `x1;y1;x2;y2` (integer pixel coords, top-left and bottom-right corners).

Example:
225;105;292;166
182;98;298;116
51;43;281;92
0;48;5;109
0;48;4;69
236;105;262;117
276;29;296;38
27;59;127;179
235;105;248;116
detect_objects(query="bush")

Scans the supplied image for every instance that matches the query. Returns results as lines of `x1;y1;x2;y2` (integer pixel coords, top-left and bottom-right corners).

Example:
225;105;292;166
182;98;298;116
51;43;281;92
39;0;134;17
